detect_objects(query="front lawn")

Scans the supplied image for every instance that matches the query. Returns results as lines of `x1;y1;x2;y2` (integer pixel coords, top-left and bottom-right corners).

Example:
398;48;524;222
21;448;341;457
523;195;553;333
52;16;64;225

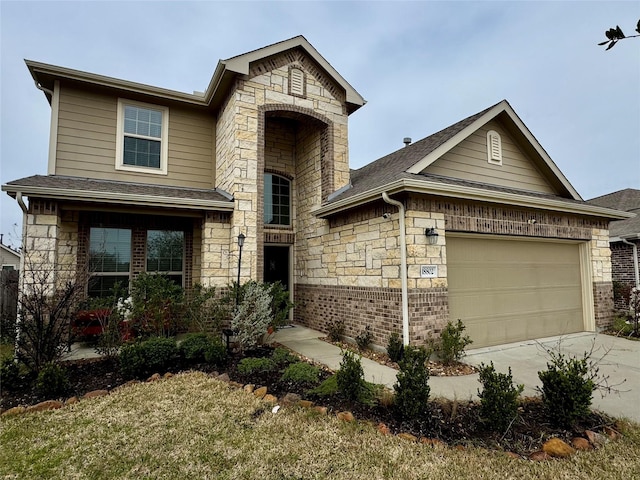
2;372;639;480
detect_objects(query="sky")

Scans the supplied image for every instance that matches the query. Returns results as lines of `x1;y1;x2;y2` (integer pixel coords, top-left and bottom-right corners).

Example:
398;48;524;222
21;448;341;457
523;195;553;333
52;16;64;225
1;0;639;250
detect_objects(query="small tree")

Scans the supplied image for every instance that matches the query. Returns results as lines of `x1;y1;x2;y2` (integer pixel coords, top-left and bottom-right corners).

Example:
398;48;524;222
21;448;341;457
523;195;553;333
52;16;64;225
629;287;640;337
231;281;272;352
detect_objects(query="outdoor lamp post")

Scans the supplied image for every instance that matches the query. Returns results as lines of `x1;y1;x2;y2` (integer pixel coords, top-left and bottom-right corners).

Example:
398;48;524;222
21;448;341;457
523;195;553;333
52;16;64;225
236;233;245;305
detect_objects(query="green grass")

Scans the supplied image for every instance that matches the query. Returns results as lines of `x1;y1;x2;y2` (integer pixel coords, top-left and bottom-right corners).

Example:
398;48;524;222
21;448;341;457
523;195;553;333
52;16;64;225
2;372;639;479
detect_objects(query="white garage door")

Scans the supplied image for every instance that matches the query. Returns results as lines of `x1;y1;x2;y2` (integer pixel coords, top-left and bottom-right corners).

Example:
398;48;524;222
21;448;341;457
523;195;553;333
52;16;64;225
447;235;585;348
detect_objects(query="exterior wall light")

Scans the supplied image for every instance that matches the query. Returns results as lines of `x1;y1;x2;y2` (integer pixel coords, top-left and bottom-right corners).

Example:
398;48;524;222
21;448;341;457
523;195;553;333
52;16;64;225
425;227;439;245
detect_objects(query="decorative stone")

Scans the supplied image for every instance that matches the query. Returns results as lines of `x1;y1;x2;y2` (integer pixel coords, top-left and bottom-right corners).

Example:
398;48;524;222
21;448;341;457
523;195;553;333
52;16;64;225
2;406;26;417
420;438;445;447
217;373;230;382
337;411;355;422
254;386;268;399
571;437;592;451
397;433;417;442
454;445;465;451
529;451;550;462
83;389;109;399
229;381;244;388
263;394;278;404
542;438;575;458
297;400;314;409
313;406;328;415
505;452;521;460
603;426;620;440
163;372;174;379
377;423;390;435
26;400;63;413
585;430;609;448
147;373;161;382
65;396;79;406
280;392;300;405
244;384;255;394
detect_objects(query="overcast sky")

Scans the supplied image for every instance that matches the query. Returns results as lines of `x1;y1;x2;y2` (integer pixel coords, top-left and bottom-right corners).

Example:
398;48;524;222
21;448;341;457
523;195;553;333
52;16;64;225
1;1;638;249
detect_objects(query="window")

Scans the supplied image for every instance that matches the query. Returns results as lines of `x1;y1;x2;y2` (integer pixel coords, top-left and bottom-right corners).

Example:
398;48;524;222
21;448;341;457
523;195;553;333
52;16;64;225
88;227;131;297
487;130;503;165
264;174;291;226
146;230;184;286
2;265;16;271
116;100;169;174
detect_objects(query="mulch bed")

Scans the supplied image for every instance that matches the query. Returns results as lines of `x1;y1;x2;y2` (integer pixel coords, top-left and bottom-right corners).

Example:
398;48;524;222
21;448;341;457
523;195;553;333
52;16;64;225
0;344;620;457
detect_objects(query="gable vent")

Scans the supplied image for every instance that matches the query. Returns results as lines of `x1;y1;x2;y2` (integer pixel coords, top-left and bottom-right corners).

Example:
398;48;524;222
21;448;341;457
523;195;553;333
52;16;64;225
487;130;503;165
289;67;306;97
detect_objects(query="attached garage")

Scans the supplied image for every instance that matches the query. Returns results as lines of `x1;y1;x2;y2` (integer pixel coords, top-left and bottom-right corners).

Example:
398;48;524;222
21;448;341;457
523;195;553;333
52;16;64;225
447;235;587;348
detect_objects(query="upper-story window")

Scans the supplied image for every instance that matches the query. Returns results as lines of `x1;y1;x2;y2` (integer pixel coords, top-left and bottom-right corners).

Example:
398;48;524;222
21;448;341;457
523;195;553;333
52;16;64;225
116;99;169;175
264;173;291;226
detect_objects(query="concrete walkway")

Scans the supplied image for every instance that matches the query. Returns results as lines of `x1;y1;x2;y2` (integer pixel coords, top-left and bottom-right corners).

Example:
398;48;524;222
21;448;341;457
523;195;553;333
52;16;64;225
272;325;640;423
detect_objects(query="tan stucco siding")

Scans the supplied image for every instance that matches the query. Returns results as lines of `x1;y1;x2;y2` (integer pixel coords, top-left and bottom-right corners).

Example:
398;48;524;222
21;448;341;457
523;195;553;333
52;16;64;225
424;120;556;194
55;86;215;188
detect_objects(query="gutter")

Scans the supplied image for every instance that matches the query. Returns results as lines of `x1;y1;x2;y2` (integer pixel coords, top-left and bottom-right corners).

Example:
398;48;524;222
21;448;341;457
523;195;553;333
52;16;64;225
382;192;410;346
621;237;640;289
314;178;635;220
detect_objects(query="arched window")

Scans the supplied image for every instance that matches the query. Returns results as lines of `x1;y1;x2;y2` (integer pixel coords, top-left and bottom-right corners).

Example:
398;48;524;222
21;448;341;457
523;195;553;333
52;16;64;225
264;174;291;225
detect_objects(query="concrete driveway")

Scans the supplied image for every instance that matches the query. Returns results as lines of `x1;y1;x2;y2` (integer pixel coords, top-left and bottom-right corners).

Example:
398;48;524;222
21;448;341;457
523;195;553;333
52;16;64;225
459;332;640;422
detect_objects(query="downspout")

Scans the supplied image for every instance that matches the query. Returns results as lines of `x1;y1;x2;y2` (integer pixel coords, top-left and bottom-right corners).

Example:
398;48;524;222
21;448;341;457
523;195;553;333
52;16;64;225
621;238;640;288
14;192;28;358
382;192;410;346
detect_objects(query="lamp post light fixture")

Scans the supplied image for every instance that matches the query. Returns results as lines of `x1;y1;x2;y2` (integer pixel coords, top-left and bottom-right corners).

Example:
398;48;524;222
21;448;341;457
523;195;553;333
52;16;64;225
236;233;246;305
425;227;439;245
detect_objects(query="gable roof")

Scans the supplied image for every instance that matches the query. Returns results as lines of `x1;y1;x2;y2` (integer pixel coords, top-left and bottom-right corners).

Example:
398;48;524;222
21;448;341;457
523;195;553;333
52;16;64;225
588;189;640;240
316;101;631;221
1;243;21;263
26;35;365;114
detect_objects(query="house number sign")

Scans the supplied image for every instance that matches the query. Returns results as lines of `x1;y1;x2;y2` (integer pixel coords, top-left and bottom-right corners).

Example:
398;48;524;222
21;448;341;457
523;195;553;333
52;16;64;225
420;265;438;278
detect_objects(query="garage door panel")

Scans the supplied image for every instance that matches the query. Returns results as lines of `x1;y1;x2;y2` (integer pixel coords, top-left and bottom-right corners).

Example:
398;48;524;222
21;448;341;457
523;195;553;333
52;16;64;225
448;236;584;348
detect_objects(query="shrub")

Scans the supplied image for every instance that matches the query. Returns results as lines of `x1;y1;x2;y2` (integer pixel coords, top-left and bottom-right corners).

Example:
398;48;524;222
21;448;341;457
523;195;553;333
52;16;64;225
119;337;179;379
203;337;227;367
36;362;69;398
336;350;366;402
394;346;431;420
612;315;634;336
183;284;223;334
237;357;277;375
355;326;373;351
129;273;184;337
477;362;524;432
280;362;321;386
0;357;21;391
268;282;294;329
119;342;147;379
271;347;297;366
232;281;273;352
437;319;472;365
327;319;345;342
538;350;596;428
387;332;404;363
307;374;339;397
179;333;213;364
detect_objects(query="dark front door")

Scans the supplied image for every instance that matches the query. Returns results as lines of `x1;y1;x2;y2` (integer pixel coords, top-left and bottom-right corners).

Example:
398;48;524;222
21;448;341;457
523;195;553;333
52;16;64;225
264;246;289;290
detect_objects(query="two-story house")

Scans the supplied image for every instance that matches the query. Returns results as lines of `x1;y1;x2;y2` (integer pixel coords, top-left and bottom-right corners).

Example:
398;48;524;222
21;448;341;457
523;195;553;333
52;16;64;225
3;36;631;348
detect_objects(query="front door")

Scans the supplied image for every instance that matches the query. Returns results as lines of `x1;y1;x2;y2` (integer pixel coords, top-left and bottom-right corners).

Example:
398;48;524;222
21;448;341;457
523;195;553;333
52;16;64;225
264;245;290;290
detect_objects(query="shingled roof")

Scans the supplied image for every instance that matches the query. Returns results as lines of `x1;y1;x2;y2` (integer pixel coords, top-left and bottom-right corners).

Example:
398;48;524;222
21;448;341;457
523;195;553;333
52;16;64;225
588;189;640;239
2;175;234;211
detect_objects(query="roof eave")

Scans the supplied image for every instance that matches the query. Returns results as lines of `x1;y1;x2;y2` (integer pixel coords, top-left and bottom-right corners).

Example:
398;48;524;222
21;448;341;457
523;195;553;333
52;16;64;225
2;184;234;212
313;178;633;220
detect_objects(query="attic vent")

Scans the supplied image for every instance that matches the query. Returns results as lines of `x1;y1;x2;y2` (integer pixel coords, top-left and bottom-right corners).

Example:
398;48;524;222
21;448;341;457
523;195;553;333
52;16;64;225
487;130;503;165
289;66;306;97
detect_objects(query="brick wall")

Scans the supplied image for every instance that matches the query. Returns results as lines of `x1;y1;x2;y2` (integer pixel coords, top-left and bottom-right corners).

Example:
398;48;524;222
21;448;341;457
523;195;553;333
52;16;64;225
611;240;639;309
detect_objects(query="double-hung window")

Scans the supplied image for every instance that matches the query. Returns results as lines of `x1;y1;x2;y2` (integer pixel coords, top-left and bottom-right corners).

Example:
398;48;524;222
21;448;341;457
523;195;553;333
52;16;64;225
116;100;169;174
88;227;131;297
264;174;291;226
146;230;185;286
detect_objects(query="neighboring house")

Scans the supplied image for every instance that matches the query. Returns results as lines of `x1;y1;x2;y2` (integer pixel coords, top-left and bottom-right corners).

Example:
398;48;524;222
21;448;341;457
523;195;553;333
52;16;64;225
0;243;21;271
2;36;632;349
588;189;640;309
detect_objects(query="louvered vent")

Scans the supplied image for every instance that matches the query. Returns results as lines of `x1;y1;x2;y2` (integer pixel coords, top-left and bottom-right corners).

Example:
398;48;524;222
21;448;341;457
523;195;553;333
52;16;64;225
487;130;503;165
289;67;305;97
